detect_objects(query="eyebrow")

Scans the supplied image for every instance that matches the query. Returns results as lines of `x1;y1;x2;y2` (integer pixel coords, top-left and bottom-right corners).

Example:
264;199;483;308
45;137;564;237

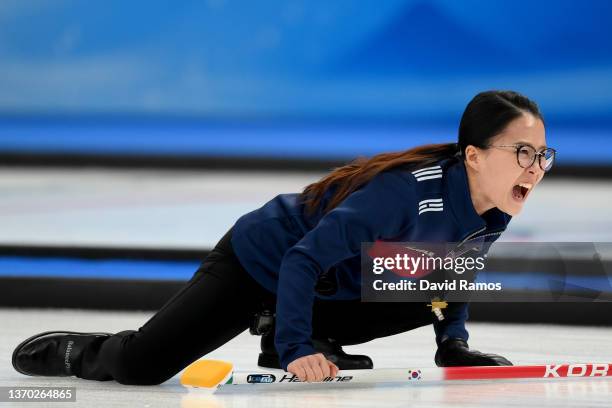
516;140;548;150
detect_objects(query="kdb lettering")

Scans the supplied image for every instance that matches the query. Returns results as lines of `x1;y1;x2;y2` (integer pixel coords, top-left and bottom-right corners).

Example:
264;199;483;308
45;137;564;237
544;364;609;377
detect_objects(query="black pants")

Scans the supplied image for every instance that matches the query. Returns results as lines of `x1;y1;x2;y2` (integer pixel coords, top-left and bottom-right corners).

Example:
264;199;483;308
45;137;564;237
76;227;435;385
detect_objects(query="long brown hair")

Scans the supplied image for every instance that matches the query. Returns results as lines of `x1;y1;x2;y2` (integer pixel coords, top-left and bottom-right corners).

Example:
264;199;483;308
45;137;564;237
300;143;459;216
299;90;544;217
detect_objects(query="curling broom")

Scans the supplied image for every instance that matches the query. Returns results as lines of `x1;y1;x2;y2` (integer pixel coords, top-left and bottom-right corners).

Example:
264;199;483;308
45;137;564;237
180;359;612;389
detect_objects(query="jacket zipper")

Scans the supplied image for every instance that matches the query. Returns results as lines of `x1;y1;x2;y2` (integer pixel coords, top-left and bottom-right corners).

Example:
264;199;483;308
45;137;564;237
460;227;506;246
451;227;505;258
458;226;486;247
473;230;505;241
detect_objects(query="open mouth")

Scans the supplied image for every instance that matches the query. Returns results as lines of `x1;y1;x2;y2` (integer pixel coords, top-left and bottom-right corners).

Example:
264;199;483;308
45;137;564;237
511;182;533;202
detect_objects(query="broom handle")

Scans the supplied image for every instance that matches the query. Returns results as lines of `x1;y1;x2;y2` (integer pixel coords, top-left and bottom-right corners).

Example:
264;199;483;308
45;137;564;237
227;363;612;386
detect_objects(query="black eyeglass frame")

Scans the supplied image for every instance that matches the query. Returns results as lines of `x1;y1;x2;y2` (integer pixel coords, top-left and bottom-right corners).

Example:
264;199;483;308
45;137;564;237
489;144;557;172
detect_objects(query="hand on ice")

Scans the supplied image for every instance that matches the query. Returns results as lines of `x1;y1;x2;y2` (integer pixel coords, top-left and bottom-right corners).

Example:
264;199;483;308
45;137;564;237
287;352;339;382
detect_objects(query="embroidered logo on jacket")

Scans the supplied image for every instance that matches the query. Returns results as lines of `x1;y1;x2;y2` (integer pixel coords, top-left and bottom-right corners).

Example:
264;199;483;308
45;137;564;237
411;165;443;182
418;198;443;215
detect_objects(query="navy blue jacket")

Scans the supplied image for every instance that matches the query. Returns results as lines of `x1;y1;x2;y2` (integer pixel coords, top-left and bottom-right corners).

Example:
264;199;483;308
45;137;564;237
231;157;512;370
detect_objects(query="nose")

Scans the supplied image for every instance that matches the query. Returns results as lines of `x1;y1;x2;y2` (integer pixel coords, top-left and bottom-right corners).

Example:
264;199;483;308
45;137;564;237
527;161;544;180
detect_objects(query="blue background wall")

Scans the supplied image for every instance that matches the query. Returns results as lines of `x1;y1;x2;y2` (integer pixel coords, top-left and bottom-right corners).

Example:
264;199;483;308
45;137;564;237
1;0;611;163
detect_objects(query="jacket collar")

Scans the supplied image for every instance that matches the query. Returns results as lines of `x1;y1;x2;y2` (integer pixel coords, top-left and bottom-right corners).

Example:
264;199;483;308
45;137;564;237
442;157;512;236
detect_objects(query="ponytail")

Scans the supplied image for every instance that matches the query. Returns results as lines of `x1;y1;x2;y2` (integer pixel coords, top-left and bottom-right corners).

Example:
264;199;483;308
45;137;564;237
300;142;460;217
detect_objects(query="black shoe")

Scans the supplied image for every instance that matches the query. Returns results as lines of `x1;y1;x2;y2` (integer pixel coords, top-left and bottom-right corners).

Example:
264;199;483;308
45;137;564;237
257;331;373;370
12;331;112;377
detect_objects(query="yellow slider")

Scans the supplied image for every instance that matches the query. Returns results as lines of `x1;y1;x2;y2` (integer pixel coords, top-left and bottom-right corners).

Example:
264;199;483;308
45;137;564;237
180;359;233;388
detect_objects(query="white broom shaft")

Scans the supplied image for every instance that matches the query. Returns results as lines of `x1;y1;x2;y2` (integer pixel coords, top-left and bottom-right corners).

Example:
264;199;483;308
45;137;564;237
227;363;612;386
230;367;437;385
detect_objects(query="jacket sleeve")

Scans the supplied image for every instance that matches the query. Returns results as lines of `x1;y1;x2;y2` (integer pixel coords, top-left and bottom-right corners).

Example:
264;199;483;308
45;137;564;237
275;170;418;370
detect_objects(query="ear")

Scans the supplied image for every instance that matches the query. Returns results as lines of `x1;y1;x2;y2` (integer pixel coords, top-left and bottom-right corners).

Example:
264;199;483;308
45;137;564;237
463;145;482;172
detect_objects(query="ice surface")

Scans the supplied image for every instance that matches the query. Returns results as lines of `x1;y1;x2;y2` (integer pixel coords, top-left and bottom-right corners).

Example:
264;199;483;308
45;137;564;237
2;308;612;407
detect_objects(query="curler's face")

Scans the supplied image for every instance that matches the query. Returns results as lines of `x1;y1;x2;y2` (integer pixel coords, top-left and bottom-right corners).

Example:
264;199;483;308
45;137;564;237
467;113;547;217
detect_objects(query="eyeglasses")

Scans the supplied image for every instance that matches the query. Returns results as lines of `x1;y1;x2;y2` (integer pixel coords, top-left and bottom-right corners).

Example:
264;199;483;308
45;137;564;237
489;144;557;172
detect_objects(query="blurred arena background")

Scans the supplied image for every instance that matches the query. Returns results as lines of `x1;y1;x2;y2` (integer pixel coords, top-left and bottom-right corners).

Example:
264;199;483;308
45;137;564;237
1;0;612;324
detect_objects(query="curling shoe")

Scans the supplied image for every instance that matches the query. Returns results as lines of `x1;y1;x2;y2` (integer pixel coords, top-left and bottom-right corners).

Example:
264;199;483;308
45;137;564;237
12;331;112;377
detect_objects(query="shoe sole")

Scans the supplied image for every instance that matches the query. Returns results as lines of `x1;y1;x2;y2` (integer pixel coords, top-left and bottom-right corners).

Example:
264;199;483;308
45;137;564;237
12;330;113;376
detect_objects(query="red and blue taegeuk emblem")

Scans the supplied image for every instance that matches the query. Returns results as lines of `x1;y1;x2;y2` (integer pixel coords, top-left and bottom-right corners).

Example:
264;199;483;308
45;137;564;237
408;369;422;380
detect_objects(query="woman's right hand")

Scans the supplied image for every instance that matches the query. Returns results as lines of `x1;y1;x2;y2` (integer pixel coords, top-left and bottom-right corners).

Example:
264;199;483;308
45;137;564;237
287;353;339;382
